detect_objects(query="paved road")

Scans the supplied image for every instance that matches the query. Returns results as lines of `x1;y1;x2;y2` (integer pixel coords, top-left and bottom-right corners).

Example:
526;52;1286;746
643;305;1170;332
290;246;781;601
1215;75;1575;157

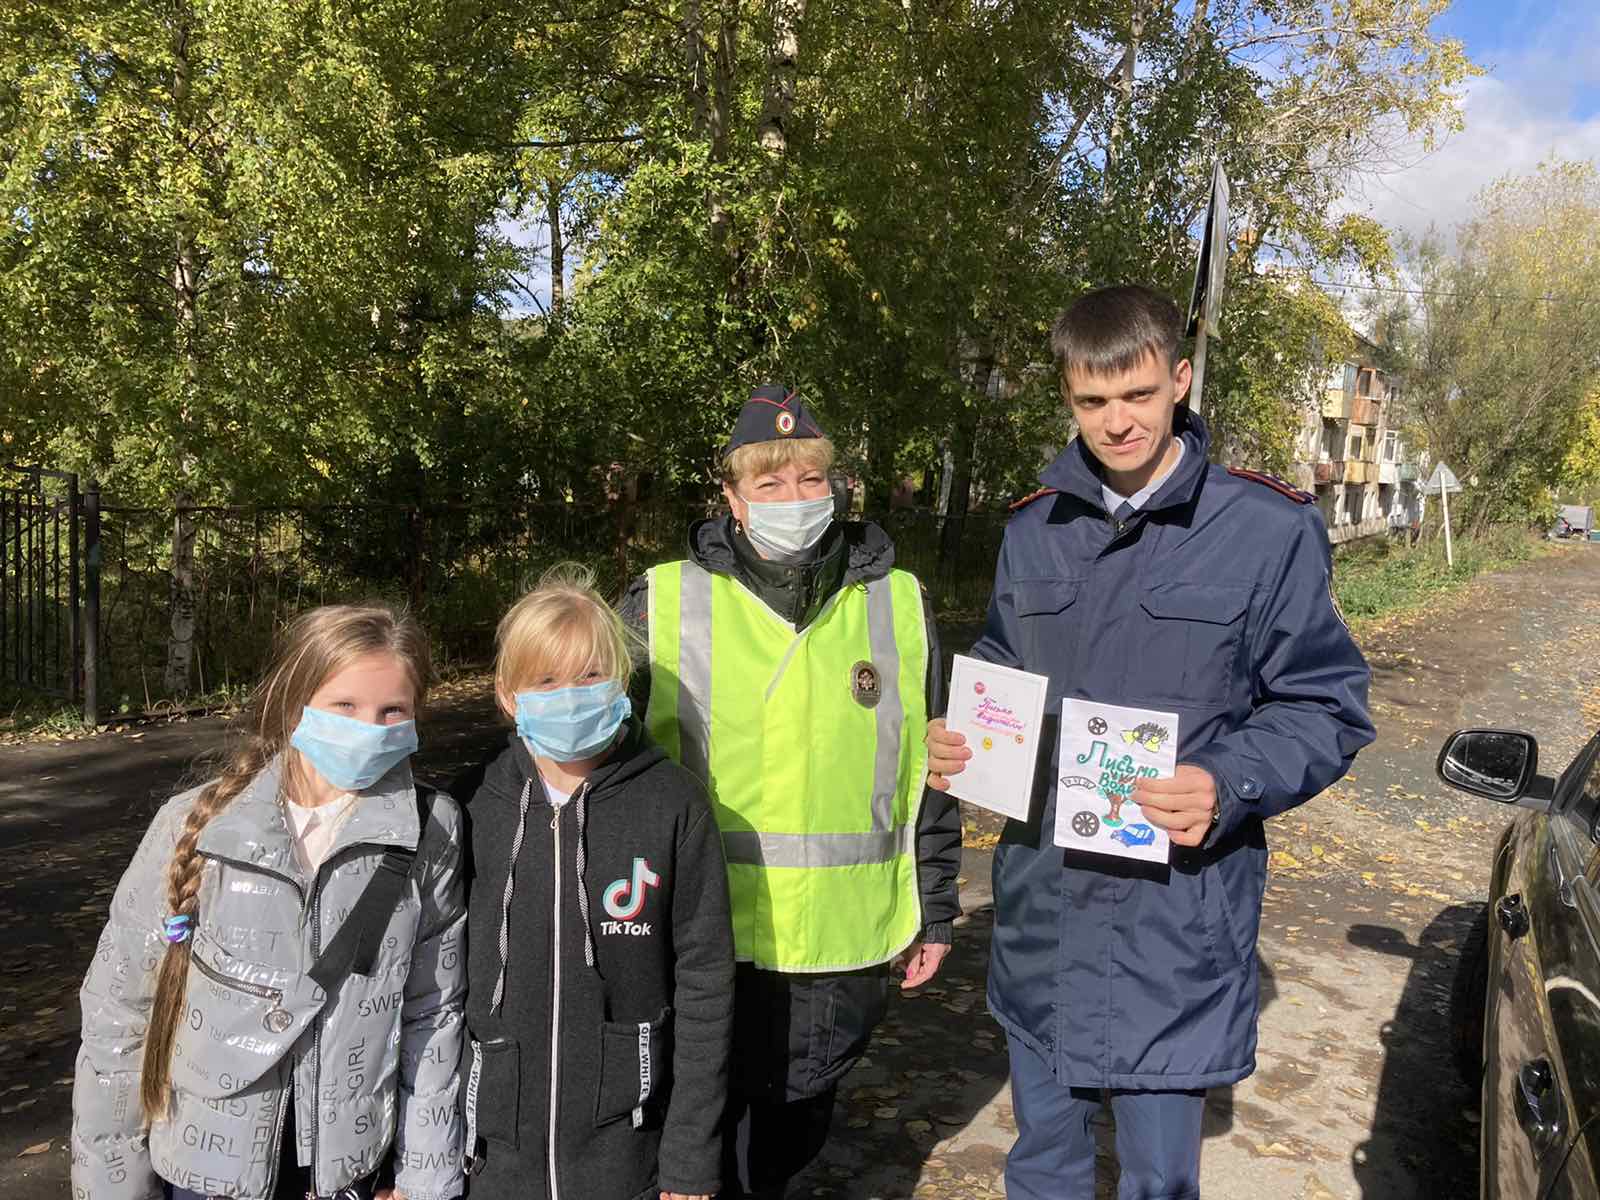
3;544;1598;1198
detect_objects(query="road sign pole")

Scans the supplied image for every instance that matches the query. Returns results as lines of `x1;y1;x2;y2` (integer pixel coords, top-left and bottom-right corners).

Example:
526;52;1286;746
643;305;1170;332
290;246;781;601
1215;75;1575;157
1440;474;1454;569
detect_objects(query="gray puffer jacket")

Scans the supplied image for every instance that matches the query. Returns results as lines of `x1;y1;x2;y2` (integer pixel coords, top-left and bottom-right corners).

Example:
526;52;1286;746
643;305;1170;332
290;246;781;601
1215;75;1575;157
71;758;466;1200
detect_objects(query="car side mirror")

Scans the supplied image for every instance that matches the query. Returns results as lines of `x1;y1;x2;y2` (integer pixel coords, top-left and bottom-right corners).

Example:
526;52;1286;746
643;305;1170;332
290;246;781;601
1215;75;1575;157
1437;729;1540;803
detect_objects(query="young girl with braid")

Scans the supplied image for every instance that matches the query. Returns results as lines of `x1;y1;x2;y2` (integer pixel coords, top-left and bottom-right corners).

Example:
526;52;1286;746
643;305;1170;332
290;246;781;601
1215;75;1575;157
72;605;467;1200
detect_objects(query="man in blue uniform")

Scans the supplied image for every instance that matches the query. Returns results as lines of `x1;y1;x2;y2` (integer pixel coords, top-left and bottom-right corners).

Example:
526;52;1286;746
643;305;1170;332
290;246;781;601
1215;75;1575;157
927;285;1374;1199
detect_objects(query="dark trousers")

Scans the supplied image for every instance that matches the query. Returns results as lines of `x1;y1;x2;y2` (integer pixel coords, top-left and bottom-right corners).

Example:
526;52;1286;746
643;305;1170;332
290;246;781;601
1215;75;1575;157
1005;1033;1206;1200
718;1087;837;1199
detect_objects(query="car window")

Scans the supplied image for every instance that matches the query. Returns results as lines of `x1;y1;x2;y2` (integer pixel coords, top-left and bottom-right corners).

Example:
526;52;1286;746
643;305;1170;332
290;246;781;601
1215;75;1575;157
1558;734;1600;883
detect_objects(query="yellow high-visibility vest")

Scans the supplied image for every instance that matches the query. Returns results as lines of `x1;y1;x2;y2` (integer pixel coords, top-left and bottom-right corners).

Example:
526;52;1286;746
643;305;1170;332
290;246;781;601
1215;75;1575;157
645;560;929;971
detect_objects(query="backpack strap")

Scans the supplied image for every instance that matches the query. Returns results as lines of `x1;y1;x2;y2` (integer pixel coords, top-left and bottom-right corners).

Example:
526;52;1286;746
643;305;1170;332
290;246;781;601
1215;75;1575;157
307;786;433;992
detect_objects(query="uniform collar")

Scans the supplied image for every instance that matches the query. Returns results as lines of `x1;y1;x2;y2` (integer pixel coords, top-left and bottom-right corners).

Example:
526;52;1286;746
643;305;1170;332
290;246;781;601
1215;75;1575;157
1042;406;1211;516
196;753;421;886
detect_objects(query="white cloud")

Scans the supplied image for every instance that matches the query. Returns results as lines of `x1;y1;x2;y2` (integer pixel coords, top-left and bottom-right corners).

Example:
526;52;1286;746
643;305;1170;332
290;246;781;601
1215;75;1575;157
1345;73;1600;248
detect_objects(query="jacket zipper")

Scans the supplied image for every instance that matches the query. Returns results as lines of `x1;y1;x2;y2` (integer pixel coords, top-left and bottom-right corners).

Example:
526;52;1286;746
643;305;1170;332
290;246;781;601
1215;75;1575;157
190;949;286;1007
309;875;324;1196
548;798;564;1200
546;781;589;1200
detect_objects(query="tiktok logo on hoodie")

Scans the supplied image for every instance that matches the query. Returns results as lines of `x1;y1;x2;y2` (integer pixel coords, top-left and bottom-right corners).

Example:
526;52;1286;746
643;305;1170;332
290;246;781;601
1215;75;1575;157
601;858;661;936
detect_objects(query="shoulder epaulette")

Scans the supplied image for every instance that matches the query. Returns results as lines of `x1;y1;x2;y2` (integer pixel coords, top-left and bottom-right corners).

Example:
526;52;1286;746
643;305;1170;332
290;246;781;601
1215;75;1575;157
1226;467;1314;505
1009;486;1061;512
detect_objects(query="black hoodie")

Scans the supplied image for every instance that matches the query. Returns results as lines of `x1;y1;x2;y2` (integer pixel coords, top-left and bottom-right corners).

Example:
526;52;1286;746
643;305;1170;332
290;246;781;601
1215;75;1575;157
457;720;733;1200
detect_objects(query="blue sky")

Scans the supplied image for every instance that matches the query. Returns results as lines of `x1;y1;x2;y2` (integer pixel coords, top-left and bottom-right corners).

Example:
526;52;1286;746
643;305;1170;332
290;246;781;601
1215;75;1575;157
1353;0;1600;242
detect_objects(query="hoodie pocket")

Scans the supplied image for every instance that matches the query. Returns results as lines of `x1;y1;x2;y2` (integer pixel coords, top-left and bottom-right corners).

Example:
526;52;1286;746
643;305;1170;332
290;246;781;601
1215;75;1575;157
594;1007;673;1129
473;1037;521;1149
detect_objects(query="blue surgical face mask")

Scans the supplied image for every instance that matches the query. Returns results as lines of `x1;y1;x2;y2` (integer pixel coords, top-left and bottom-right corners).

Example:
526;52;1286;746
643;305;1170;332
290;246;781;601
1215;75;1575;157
290;707;418;792
740;493;835;559
515;681;631;763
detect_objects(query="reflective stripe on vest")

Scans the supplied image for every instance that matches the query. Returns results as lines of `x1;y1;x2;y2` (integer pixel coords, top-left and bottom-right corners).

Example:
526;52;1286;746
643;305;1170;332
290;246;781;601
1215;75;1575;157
645;560;929;971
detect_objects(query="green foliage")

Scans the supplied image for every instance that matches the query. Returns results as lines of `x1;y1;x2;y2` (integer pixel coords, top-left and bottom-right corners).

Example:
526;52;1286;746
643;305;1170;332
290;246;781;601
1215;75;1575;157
1;0;1476;511
1332;528;1540;625
1385;159;1600;531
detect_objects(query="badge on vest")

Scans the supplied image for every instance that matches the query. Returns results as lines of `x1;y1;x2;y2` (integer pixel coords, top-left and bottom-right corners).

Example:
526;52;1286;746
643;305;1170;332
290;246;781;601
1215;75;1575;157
850;660;881;708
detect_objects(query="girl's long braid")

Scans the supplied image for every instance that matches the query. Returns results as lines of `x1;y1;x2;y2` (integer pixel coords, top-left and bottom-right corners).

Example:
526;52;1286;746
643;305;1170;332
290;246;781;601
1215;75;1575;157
138;739;267;1121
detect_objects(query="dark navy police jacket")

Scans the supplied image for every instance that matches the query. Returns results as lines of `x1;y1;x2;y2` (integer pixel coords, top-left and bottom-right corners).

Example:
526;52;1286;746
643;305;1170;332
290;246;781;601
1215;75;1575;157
972;409;1374;1089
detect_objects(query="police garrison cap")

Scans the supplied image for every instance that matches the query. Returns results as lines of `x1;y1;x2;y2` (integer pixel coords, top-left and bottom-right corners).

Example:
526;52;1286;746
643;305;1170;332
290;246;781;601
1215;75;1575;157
721;383;827;460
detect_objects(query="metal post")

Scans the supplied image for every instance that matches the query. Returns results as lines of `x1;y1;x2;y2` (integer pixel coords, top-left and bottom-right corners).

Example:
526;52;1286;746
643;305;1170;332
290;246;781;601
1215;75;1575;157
84;479;101;726
1440;475;1454;570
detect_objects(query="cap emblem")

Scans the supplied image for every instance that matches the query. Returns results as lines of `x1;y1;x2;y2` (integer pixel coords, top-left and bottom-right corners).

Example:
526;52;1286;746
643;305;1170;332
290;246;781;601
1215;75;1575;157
776;411;797;436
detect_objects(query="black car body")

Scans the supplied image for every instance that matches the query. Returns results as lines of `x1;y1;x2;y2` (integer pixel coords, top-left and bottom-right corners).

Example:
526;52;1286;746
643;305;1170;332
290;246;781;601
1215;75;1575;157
1443;726;1600;1199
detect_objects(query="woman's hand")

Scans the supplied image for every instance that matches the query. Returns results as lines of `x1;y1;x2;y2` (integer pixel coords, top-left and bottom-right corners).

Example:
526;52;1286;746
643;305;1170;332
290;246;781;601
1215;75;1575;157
925;718;971;790
373;1189;407;1200
660;1193;711;1200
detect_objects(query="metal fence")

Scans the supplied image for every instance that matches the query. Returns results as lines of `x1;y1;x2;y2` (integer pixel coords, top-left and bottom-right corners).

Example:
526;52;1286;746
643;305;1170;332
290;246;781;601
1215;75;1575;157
1;466;91;707
2;475;1009;720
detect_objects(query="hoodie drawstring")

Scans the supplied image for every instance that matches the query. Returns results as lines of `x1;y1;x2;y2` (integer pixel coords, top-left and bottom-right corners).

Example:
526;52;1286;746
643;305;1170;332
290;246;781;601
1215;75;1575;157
575;785;595;967
491;777;535;1013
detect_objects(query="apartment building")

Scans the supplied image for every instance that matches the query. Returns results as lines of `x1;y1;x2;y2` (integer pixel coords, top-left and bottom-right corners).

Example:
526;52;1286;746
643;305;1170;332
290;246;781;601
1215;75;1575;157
1291;336;1424;543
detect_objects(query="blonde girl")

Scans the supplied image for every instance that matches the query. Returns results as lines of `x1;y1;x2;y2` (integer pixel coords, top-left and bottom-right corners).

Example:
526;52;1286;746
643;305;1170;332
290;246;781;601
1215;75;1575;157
72;605;466;1200
455;564;733;1200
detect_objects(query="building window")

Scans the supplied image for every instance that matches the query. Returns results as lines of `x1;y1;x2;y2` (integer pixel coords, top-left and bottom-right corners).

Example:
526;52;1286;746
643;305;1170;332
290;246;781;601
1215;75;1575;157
1349;434;1364;460
1344;485;1364;525
1383;430;1399;462
1322;422;1342;461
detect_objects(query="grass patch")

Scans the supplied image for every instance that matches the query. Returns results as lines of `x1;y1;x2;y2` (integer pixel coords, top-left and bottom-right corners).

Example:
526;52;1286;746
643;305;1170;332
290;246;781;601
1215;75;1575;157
0;686;88;741
1333;527;1544;629
0;681;251;744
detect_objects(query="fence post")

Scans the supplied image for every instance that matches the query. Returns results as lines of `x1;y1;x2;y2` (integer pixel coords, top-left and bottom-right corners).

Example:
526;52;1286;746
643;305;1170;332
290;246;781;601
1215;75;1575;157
84;479;101;726
68;473;81;704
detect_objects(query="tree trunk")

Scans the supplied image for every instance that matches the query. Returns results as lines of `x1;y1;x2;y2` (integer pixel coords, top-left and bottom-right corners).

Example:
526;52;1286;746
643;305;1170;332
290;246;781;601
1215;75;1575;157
546;176;565;320
165;0;200;698
1103;0;1145;202
758;0;806;157
709;10;735;244
164;498;198;695
938;342;996;579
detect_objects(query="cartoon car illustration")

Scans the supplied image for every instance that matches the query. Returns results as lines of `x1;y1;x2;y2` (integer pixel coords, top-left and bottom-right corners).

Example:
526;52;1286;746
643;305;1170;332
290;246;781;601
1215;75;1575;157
1070;810;1100;838
1121;721;1171;754
1111;823;1157;848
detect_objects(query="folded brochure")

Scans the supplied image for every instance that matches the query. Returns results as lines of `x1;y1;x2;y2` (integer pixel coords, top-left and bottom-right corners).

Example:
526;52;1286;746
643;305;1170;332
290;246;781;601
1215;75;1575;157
1053;698;1180;862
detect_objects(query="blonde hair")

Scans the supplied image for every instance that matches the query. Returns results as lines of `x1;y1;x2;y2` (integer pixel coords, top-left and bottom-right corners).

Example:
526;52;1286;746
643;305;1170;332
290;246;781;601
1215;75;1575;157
721;436;836;486
140;604;432;1122
496;563;637;705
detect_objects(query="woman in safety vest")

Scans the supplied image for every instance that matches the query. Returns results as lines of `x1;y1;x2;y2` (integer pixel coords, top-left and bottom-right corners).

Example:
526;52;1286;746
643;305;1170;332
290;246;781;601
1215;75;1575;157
620;383;961;1199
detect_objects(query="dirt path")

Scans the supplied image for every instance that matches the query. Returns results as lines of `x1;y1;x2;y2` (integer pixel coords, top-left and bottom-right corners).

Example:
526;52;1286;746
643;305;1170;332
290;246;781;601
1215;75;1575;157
3;544;1598;1198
